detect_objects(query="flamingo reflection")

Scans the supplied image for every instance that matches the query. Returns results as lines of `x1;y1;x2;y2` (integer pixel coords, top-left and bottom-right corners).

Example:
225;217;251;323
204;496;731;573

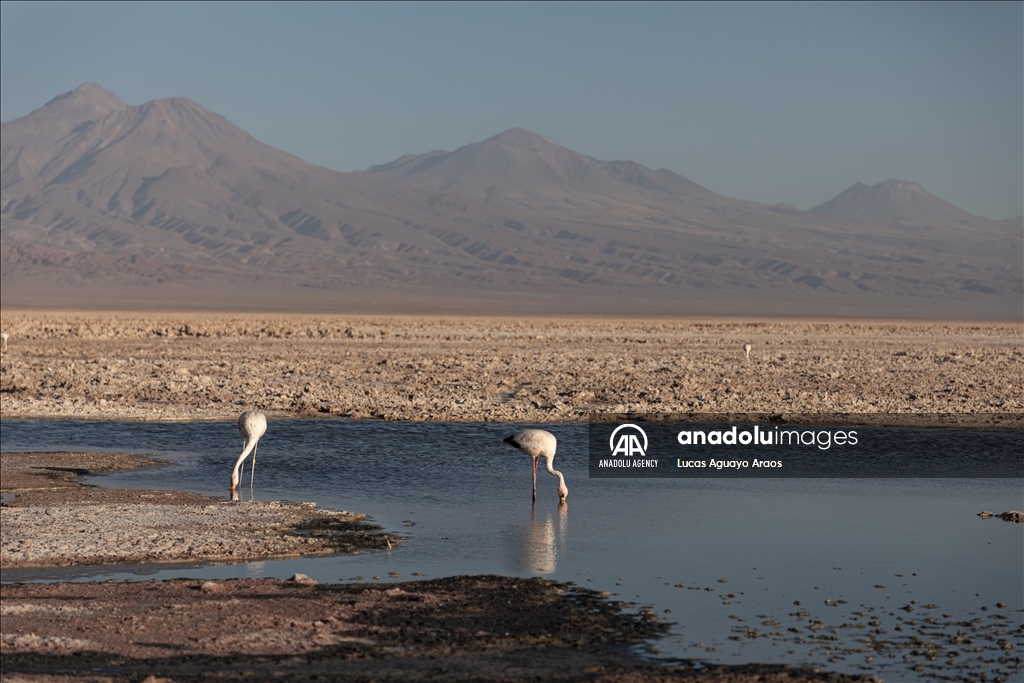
506;503;568;575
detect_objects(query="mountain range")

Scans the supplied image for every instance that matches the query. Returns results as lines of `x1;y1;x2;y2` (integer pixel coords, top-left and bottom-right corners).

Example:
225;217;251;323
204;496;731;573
1;84;1020;317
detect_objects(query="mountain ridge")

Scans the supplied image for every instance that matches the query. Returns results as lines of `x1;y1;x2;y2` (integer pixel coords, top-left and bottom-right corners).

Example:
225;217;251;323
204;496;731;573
1;84;1019;318
361;126;719;209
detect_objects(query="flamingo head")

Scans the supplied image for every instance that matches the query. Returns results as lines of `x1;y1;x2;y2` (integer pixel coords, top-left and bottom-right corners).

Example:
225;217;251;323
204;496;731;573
558;482;568;501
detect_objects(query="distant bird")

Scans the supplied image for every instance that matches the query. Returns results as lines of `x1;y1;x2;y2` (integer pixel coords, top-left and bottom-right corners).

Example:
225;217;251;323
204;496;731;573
503;429;568;503
231;411;267;493
1;332;8;353
743;343;752;361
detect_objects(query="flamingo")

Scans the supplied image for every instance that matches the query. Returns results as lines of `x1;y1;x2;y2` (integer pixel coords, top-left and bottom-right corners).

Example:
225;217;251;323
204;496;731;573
503;429;568;503
231;410;267;493
743;343;752;361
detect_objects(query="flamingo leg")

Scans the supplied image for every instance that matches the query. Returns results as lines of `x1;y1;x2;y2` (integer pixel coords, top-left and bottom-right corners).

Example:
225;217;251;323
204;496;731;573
532;456;539;501
250;440;258;489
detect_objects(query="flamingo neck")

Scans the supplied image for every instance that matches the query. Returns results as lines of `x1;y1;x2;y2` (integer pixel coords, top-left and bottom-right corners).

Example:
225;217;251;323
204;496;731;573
544;455;568;498
231;439;257;488
543;456;556;475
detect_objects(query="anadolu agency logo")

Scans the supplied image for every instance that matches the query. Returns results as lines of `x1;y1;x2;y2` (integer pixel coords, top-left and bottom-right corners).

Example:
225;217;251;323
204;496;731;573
609;423;648;456
597;424;660;470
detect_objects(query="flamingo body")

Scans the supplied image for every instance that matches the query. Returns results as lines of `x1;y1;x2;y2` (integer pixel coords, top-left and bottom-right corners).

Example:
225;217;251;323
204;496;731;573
503;429;568;502
231;410;267;491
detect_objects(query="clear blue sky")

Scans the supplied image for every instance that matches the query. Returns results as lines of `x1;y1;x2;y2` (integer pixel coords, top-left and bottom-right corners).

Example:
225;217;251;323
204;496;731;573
2;1;1021;219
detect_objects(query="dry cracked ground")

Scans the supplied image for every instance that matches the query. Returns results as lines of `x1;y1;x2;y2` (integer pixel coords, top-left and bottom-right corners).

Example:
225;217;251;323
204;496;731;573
1;312;1020;422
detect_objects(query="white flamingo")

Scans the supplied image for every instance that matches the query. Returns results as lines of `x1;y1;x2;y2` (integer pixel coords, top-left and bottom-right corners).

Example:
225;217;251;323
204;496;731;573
743;343;752;361
231;410;267;493
503;429;568;503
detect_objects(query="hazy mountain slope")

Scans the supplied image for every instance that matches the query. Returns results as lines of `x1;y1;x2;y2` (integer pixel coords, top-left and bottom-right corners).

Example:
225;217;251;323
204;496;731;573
810;180;983;226
364;130;1016;254
2;85;548;289
363;127;714;202
360;129;1021;316
2;85;1019;317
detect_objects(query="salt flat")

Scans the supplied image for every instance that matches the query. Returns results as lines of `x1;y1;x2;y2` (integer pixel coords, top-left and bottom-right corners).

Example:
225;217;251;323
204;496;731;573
0;312;1020;422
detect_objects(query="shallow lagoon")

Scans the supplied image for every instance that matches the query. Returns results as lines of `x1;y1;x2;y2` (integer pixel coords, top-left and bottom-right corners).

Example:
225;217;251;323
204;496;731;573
2;419;1022;681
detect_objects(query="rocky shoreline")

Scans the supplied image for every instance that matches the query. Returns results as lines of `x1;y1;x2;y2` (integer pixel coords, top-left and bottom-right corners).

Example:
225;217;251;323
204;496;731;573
0;452;398;569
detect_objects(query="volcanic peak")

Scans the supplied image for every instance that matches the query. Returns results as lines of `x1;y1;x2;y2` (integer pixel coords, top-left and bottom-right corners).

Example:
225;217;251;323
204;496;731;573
37;83;126;119
811;179;982;226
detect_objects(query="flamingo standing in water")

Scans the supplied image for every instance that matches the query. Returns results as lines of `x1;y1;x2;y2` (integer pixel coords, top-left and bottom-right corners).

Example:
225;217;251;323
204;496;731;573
231;410;267;493
503;429;568;503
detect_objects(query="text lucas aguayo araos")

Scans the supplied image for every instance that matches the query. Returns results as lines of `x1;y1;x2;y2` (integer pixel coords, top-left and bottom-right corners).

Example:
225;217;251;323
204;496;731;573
595;423;858;473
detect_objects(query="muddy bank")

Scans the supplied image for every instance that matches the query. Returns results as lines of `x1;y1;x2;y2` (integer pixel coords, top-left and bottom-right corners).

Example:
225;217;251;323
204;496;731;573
1;313;1020;422
0;575;879;683
0;452;398;568
0;451;171;493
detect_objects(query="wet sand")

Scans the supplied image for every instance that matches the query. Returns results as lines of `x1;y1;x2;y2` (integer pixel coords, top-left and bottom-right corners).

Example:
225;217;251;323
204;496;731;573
1;312;1020;421
1;575;884;683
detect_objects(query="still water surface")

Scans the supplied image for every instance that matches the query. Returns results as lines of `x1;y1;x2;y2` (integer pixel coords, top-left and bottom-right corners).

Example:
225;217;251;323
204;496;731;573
2;419;1021;681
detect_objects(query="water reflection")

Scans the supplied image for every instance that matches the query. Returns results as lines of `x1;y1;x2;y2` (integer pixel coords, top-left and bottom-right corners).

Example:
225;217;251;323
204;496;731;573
244;561;266;577
506;502;568;575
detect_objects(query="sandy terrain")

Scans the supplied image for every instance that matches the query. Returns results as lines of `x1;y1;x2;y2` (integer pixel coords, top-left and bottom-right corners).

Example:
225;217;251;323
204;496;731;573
1;312;1020;422
0;452;397;568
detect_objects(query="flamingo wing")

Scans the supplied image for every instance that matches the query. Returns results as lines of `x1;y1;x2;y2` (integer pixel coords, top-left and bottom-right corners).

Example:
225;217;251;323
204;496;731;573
504;429;556;457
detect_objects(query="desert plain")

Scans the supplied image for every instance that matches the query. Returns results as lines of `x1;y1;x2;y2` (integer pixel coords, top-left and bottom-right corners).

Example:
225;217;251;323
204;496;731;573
1;311;1020;422
1;310;1020;682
